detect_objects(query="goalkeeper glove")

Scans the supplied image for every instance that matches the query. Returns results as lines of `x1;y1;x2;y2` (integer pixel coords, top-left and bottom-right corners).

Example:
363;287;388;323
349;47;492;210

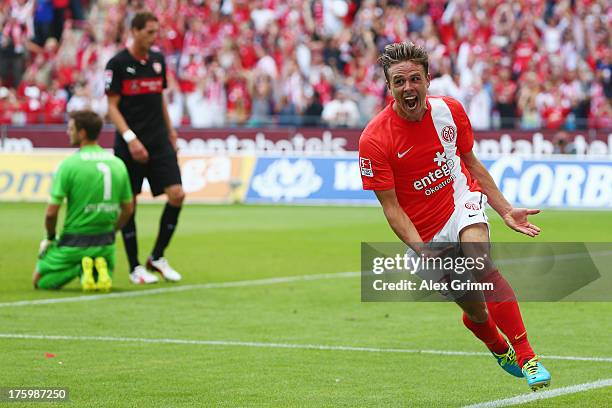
38;236;56;258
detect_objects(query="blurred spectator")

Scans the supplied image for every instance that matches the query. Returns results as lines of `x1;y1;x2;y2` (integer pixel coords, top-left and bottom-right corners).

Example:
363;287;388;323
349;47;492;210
34;0;53;46
277;94;300;127
302;90;323;127
493;67;517;129
553;131;571;154
225;68;251;125
43;79;68;123
165;71;184;128
250;0;275;33
535;13;569;55
52;0;69;41
512;28;538;77
186;65;227;128
516;72;542;130
1;8;30;87
0;86;21;124
66;79;105;118
466;79;492;130
52;0;85;41
429;57;463;103
321;87;359;127
248;71;274;127
322;0;348;37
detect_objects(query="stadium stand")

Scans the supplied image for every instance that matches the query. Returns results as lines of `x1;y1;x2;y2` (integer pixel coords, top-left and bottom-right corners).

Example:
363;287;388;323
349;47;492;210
0;0;610;129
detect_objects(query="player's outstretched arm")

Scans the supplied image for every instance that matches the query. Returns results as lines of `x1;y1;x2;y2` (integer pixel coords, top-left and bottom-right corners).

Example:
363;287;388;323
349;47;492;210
462;151;541;237
374;189;427;251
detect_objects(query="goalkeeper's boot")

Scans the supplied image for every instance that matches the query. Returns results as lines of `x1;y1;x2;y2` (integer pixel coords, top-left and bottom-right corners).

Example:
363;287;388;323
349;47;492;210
491;344;523;378
80;257;96;292
147;257;182;282
522;357;551;391
94;257;112;292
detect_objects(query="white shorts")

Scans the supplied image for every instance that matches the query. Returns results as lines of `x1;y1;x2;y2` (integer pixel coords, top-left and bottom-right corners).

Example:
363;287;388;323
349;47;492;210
407;190;490;300
430;190;489;243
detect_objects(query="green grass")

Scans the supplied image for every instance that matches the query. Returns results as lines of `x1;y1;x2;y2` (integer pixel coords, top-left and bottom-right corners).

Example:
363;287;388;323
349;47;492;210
0;203;611;407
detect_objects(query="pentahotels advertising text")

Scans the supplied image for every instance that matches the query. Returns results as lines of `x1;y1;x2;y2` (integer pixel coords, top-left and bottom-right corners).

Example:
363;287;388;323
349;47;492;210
361;242;612;302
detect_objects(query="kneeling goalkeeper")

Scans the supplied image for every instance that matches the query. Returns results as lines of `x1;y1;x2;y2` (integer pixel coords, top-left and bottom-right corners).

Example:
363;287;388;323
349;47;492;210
33;110;133;291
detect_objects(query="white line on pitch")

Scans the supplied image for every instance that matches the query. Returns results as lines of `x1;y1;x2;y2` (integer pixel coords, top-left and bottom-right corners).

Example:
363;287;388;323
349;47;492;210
0;271;360;308
463;378;612;408
2;249;610;308
0;333;610;363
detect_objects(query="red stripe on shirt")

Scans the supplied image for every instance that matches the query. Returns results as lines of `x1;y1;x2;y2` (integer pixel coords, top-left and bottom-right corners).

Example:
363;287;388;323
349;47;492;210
121;78;163;95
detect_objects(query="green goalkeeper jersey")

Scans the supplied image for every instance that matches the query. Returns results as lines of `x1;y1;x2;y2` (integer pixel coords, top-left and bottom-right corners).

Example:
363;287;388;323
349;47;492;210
50;144;133;235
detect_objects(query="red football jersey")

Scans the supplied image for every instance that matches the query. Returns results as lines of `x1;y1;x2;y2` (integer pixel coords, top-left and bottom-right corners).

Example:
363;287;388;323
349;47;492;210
359;96;481;242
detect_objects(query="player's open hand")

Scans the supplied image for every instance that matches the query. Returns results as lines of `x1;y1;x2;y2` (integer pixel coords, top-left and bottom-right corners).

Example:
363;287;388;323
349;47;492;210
128;138;149;163
502;208;541;237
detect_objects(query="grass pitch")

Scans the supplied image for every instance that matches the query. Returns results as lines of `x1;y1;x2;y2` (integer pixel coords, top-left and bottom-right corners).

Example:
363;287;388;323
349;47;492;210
0;203;611;407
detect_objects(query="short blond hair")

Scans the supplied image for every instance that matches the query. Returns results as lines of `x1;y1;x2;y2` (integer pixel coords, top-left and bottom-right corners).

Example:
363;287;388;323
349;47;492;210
378;42;429;83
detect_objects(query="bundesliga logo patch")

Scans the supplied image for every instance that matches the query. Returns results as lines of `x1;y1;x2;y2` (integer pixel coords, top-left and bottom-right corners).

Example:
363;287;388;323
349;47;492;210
153;62;162;74
441;126;456;143
104;70;113;88
360;157;374;177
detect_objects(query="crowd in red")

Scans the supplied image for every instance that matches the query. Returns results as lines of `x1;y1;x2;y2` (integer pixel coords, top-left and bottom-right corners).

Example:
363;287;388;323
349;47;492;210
0;0;610;129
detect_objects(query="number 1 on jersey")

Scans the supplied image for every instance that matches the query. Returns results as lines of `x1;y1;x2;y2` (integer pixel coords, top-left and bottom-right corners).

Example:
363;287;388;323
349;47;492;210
96;162;112;200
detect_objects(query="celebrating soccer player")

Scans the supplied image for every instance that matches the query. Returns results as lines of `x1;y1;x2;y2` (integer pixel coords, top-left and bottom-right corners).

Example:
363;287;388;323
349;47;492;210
33;110;134;291
105;11;185;284
359;42;551;391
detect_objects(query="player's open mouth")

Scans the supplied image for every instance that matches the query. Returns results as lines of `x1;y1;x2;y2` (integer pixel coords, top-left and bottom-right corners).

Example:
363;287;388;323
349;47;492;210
404;95;418;110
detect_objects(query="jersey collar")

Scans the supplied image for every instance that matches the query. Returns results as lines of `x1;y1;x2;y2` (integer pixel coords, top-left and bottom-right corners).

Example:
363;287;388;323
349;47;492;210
79;144;103;151
127;48;149;64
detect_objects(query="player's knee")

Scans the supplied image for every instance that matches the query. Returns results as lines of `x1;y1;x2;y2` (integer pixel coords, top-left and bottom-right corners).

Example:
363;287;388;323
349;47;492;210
32;271;41;289
168;188;185;206
459;223;489;243
35;279;62;290
472;260;497;280
464;302;488;323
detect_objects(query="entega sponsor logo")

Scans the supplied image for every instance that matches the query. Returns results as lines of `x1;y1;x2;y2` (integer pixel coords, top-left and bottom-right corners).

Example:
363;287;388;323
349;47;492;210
423;174;456;196
413;151;456;195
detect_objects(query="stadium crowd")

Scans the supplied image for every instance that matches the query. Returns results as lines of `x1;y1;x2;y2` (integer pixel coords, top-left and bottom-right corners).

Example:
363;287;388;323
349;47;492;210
0;0;610;129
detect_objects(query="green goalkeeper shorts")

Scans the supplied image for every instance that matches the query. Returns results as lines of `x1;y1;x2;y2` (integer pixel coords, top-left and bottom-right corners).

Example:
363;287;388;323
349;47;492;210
36;241;116;281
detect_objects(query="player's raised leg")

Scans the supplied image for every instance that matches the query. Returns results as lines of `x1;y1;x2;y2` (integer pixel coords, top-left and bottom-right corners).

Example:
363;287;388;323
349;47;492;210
457;297;523;378
147;184;184;282
460;223;550;388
